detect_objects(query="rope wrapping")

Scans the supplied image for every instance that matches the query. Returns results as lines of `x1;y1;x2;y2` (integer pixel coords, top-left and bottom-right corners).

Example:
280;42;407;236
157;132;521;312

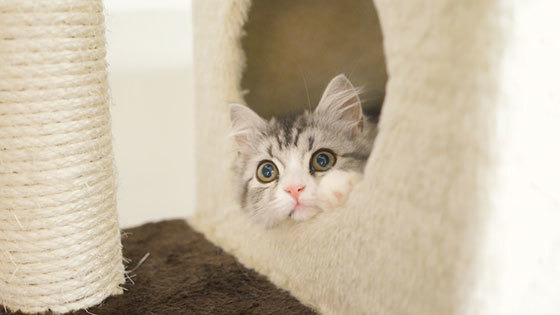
0;0;125;313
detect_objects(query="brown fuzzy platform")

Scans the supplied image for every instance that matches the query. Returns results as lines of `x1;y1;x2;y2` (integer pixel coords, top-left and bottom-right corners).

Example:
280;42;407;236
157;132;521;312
2;220;315;315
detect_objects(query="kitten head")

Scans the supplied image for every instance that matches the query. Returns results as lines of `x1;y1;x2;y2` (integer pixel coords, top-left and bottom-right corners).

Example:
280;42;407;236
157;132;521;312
229;74;375;227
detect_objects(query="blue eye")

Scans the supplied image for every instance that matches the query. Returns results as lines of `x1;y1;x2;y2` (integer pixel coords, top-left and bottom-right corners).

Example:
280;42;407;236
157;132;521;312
316;153;330;168
261;164;275;178
256;161;278;183
310;149;336;172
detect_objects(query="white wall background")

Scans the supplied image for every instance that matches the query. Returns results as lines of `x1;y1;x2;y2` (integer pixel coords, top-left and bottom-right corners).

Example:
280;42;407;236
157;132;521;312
105;0;195;227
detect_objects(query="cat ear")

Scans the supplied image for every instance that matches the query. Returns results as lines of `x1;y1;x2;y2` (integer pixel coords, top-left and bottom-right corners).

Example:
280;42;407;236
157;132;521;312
229;103;266;148
315;74;364;135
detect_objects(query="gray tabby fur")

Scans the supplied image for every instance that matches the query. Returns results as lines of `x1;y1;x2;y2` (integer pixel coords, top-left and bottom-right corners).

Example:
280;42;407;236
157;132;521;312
229;74;377;227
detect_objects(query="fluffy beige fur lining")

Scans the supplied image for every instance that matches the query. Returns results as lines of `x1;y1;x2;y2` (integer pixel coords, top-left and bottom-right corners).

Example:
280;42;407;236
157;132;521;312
189;0;560;314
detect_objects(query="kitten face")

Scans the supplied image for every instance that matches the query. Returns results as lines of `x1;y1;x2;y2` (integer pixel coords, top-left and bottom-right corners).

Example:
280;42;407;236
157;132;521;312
230;74;376;227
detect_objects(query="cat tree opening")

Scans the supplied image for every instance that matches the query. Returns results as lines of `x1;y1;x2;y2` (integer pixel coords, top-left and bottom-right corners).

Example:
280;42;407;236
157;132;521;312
241;0;387;119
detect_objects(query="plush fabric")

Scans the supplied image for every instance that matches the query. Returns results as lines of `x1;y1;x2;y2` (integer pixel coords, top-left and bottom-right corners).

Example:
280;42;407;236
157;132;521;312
191;0;560;314
3;220;314;315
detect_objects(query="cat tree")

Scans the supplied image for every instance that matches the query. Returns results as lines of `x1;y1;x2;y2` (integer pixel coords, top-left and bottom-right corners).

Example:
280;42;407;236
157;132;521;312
0;0;124;313
190;0;560;314
1;0;558;314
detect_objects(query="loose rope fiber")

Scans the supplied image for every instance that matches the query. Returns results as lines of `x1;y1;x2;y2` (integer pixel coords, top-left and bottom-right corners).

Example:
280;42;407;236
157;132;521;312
0;0;125;313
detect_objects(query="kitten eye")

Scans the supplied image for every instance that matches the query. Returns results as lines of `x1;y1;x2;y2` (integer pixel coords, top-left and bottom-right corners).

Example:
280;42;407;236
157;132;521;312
310;149;336;172
256;160;279;183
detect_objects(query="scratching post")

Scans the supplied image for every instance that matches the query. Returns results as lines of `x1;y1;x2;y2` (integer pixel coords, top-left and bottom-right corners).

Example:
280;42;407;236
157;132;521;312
0;0;124;313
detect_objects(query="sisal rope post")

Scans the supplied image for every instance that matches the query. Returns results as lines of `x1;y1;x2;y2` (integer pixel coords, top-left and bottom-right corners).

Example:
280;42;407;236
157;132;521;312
0;0;125;313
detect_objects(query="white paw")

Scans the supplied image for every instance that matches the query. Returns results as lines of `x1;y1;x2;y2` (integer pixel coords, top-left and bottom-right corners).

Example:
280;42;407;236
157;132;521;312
318;170;362;209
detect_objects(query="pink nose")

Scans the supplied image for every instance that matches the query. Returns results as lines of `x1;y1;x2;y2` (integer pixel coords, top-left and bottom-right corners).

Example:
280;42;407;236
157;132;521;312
285;185;305;201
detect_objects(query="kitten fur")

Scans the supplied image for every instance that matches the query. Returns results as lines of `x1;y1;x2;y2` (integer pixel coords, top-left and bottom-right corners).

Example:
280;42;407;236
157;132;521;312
229;74;377;227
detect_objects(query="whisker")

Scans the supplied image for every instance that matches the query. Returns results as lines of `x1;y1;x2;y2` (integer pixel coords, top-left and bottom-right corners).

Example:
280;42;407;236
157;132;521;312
299;68;312;112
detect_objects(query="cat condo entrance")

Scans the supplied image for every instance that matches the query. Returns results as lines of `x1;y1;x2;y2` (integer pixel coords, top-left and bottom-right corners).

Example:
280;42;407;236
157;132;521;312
241;0;387;118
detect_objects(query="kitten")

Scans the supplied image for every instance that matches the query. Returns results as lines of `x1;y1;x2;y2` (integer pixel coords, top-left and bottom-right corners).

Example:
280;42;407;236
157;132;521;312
229;74;377;227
